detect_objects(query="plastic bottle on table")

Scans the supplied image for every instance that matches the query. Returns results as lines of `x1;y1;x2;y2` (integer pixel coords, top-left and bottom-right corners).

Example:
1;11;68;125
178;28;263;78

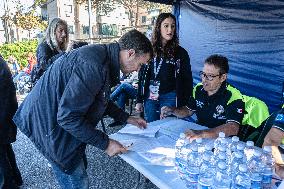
198;152;215;189
227;136;239;163
248;149;263;189
175;133;187;180
212;161;232;189
214;132;226;155
233;164;251;189
230;151;245;179
244;141;255;161
261;146;274;189
185;144;202;189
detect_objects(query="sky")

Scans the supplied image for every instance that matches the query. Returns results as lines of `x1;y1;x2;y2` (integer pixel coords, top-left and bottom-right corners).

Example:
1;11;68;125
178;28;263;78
0;0;35;17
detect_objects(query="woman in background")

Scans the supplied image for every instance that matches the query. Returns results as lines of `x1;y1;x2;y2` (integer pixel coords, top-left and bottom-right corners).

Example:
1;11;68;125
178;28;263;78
135;13;193;122
31;18;69;85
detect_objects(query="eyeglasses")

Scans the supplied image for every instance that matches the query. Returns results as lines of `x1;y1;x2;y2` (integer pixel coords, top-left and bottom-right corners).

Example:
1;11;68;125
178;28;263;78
199;71;223;81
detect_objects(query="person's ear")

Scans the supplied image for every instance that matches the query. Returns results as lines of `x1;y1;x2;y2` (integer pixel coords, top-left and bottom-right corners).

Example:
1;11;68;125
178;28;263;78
127;49;136;60
221;73;227;82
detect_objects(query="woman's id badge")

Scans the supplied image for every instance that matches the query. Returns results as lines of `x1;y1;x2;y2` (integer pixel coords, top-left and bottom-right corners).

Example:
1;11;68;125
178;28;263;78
149;80;160;100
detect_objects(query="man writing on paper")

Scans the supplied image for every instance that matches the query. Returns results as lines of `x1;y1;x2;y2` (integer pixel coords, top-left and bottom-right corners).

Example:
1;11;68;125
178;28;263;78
161;54;245;141
13;30;153;188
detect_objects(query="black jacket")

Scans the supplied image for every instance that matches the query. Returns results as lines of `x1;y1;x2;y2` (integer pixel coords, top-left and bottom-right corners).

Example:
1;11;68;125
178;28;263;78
137;46;193;107
0;55;18;144
13;43;129;173
31;41;63;83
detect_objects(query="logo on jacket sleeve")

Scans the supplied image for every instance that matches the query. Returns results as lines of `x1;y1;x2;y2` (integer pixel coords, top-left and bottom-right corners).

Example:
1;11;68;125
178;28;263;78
237;108;243;114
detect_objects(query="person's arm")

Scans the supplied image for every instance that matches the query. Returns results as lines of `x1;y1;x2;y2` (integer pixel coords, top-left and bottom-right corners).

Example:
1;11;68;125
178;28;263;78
186;98;244;141
160;106;194;119
57;63;110;150
186;122;239;141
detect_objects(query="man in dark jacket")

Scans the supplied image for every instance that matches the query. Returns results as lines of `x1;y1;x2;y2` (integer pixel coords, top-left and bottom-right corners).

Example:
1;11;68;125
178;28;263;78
13;30;153;188
0;55;23;188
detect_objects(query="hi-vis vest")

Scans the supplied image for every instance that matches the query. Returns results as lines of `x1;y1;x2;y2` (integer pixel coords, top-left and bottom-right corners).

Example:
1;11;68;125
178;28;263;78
193;83;270;128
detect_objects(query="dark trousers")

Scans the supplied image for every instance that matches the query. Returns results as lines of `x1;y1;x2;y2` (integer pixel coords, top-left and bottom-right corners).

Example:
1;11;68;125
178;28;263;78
0;144;22;189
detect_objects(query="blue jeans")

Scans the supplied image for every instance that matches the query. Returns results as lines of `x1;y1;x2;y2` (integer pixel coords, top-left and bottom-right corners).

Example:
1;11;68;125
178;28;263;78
51;159;89;189
110;83;137;110
145;91;177;122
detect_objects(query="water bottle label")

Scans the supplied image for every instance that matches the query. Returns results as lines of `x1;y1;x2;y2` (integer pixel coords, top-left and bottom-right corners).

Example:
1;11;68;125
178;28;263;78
251;180;261;189
262;174;272;184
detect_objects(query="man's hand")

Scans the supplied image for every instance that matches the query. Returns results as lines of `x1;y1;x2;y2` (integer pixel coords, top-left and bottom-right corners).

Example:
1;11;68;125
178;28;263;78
105;139;127;156
135;103;144;113
185;129;204;142
127;116;147;129
160;106;174;119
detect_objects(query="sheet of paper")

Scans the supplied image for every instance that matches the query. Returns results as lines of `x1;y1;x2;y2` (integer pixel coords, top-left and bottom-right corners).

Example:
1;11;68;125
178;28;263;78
158;119;208;140
117;123;161;137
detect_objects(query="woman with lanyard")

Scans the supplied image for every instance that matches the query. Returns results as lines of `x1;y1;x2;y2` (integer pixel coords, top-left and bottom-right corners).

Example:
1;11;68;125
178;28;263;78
135;13;193;122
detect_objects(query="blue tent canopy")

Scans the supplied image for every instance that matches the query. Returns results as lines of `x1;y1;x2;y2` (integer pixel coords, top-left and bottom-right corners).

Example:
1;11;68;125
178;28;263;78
145;0;284;112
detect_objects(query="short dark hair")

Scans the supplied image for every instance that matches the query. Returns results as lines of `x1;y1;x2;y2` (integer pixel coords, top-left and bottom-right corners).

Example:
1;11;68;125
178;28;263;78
118;29;153;59
205;54;229;74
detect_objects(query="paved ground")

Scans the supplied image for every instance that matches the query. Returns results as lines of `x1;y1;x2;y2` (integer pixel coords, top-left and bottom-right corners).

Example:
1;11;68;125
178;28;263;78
13;94;159;189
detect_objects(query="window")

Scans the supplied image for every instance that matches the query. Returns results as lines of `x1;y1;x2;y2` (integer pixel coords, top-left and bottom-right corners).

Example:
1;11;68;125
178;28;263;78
83;26;89;34
141;16;146;24
68;25;74;34
66;5;72;13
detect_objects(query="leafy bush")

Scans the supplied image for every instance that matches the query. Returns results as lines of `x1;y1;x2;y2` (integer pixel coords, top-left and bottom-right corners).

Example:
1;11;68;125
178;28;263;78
0;40;38;68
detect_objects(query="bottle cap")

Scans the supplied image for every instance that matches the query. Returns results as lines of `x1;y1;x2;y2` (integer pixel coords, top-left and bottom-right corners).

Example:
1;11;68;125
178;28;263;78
239;164;248;172
263;146;272;153
196;138;203;143
253;149;261;157
218;152;226;160
232;136;239;142
237;143;245;151
219;132;225;138
218;161;226;169
246;141;254;147
180;133;186;138
205;143;213;151
203;152;211;161
191;144;198;152
235;151;243;159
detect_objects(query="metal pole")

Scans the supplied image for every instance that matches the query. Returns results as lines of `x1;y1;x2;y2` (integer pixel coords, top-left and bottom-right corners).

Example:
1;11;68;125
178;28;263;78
88;0;93;44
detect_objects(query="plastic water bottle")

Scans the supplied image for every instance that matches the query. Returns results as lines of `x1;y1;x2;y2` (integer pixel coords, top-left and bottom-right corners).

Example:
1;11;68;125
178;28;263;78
175;133;187;180
185;144;202;188
233;164;251;189
244;141;255;161
214;132;226;155
230;151;245;178
261;146;274;189
232;142;245;161
198;152;215;189
227;136;239;163
248;149;263;189
196;138;205;155
203;142;214;159
214;142;227;160
212;161;231;189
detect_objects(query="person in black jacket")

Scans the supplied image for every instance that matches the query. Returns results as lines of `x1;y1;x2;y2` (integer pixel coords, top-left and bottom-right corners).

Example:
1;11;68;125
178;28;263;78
13;29;153;188
0;55;23;188
135;13;193;122
31;18;69;85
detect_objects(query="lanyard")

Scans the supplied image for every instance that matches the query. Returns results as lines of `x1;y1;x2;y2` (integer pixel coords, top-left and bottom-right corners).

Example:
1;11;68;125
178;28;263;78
153;57;163;79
